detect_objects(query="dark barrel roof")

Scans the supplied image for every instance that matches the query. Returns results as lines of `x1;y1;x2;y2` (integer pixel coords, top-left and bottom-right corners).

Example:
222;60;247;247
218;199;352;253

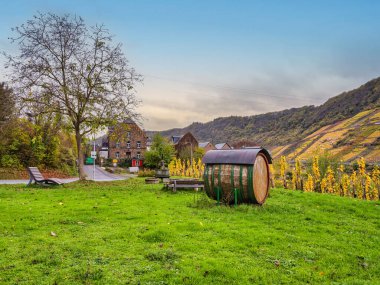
202;147;272;165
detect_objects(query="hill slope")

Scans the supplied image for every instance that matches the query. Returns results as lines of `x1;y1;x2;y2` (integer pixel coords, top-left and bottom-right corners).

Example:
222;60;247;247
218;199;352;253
158;77;380;147
271;108;380;163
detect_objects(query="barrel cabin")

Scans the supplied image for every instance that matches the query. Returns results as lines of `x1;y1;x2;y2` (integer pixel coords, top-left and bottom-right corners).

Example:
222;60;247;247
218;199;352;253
202;147;272;205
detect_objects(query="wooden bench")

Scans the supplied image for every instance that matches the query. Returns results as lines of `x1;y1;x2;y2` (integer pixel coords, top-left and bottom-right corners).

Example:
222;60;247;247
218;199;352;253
166;179;204;192
27;167;64;186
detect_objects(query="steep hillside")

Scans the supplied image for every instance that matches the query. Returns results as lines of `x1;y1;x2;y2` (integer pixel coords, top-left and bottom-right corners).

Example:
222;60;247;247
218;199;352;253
158;77;380;147
271;108;380;163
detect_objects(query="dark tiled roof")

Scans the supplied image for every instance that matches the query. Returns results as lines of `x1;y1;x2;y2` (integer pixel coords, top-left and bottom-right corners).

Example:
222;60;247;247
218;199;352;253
88;134;108;146
172;135;183;144
199;142;210;148
215;143;227;149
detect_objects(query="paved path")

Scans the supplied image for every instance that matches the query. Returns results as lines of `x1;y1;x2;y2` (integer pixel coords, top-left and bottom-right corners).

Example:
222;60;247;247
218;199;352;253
0;166;128;184
83;165;126;181
0;178;79;185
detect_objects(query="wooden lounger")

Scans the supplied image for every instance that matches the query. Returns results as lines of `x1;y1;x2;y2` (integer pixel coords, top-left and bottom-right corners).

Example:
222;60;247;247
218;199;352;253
27;167;64;186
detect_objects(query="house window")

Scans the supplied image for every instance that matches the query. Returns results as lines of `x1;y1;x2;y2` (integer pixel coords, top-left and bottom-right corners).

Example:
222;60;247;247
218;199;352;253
116;152;120;158
116;141;120;148
127;141;131;148
137;141;141;148
127;131;131;138
126;152;131;159
137;152;141;159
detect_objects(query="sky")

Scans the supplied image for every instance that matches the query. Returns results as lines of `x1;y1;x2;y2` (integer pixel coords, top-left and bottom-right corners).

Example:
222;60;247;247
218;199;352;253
1;0;380;131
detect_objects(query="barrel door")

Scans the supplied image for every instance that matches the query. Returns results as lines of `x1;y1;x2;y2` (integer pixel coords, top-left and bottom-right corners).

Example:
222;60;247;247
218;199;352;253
253;153;270;204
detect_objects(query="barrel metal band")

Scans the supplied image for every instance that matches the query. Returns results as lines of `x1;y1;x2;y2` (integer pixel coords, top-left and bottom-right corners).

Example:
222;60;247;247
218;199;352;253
247;165;257;203
204;165;210;197
230;165;235;189
252;164;258;203
239;166;244;201
218;164;223;200
231;165;237;204
211;165;215;199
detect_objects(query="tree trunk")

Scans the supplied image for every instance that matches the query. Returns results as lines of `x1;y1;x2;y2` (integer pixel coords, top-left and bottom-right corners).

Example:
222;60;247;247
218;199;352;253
75;129;86;180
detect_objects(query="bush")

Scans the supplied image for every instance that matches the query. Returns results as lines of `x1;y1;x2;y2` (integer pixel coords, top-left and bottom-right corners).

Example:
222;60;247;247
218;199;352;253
144;151;161;169
60;163;78;176
0;154;22;169
104;167;114;173
144;134;175;169
137;169;156;177
103;158;113;167
118;158;132;168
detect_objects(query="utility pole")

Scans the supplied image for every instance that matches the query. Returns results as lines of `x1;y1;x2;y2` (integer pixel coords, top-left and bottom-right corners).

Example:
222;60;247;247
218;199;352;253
93;134;96;180
191;142;193;165
186;142;193;166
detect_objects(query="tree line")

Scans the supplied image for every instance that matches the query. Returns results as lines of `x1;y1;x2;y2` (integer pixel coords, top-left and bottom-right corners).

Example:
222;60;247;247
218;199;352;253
2;12;141;179
0;83;77;174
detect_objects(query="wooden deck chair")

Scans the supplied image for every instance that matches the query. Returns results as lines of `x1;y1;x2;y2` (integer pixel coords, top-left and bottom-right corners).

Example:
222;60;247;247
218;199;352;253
27;167;64;186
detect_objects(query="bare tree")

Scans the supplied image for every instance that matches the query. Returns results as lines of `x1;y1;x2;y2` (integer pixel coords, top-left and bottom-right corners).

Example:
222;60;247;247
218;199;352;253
4;12;142;179
0;82;15;128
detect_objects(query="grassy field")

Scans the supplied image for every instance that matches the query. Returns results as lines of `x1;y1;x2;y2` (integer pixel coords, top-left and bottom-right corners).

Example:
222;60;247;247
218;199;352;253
0;179;379;284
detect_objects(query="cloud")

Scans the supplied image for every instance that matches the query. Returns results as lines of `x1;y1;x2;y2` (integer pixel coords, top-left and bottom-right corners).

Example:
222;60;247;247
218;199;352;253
137;60;380;132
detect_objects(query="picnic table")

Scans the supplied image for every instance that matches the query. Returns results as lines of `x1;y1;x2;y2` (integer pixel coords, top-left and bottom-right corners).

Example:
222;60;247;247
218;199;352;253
166;178;204;192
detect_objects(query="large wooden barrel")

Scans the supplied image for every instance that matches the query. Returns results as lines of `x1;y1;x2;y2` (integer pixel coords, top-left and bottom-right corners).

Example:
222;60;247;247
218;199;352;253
202;148;272;205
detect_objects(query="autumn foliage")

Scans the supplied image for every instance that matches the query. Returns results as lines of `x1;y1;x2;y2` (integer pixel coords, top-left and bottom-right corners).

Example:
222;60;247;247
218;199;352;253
168;158;205;179
276;156;379;201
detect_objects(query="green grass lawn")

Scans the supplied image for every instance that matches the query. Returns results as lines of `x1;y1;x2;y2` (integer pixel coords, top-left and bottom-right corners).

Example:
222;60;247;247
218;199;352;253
0;179;379;284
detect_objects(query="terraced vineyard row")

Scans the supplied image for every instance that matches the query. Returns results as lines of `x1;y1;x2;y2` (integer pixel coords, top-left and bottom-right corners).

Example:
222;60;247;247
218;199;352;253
271;108;380;163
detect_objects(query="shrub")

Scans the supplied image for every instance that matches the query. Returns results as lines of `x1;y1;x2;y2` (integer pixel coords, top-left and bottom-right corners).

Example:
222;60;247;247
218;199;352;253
137;169;156;177
144;134;175;169
103;158;113;167
118;158;132;168
60;163;78;176
0;154;22;169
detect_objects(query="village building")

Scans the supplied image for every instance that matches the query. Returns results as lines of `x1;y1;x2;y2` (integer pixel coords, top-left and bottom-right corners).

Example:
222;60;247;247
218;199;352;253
88;134;109;159
146;137;152;151
215;142;232;150
108;119;147;166
172;132;198;157
199;141;216;152
232;140;260;149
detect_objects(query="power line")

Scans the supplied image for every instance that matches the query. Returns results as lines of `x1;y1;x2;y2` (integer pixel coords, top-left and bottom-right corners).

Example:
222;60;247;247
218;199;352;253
144;74;319;104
